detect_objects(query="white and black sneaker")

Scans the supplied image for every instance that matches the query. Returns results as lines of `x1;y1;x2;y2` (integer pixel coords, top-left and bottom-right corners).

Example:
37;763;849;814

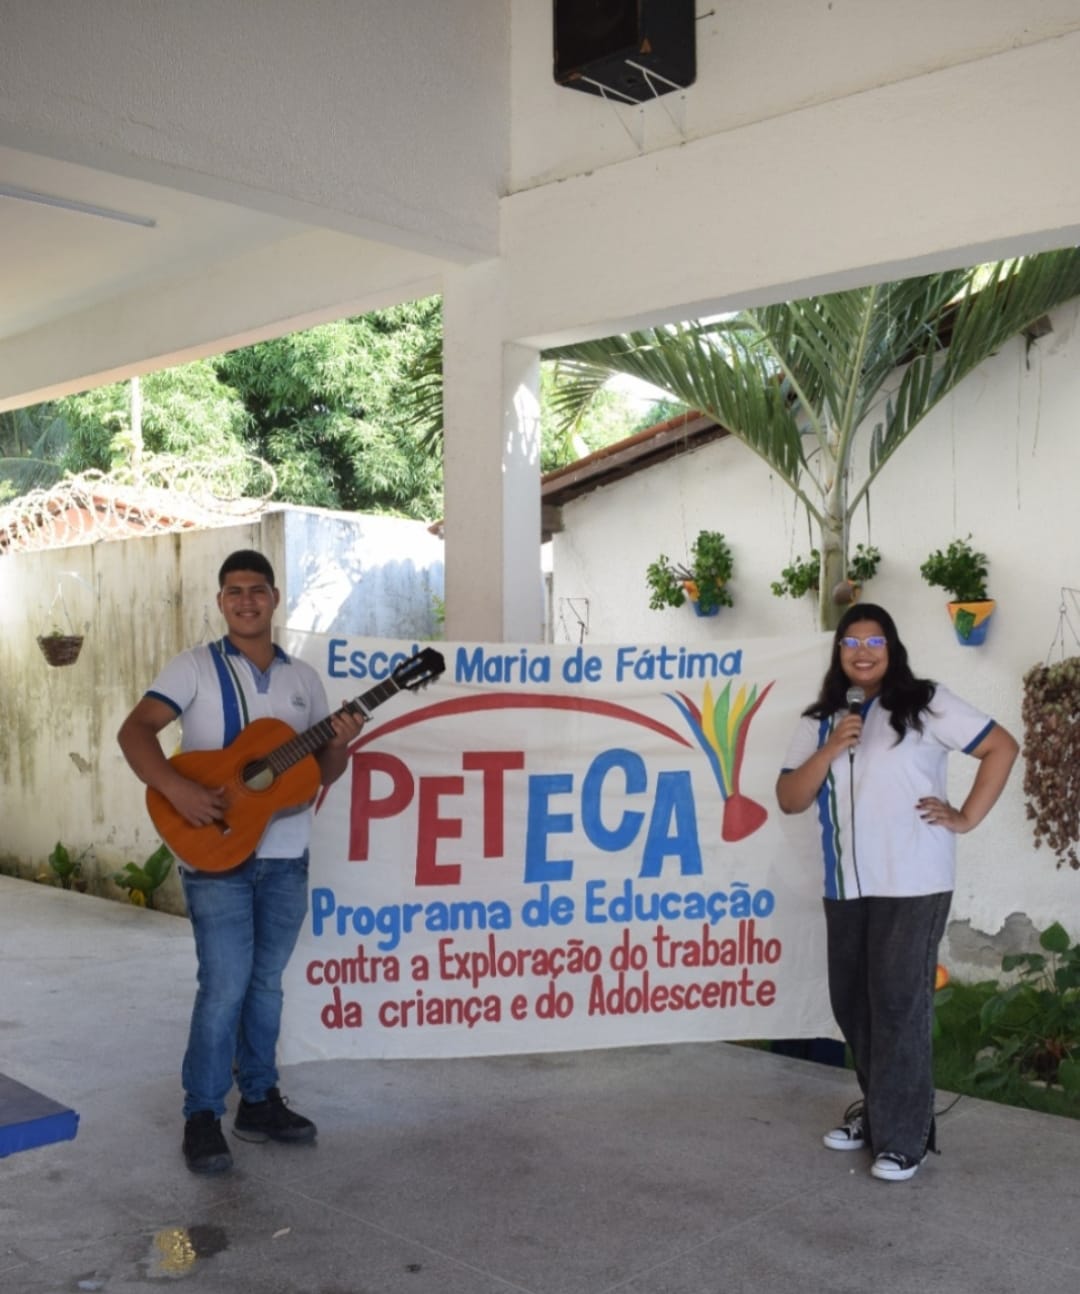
871;1151;926;1182
822;1100;866;1151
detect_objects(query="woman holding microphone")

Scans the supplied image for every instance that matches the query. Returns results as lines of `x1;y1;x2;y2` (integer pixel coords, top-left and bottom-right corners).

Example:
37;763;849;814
776;603;1017;1181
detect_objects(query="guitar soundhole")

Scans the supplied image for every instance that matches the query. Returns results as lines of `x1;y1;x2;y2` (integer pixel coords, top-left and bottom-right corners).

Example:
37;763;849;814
241;760;275;792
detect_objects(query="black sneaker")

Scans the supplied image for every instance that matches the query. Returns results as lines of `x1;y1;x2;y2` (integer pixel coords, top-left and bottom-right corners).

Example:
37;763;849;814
182;1111;233;1174
233;1086;317;1144
822;1100;866;1151
871;1150;927;1182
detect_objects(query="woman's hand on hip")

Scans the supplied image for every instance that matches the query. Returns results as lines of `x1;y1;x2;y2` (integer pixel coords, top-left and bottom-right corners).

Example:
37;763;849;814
917;796;968;832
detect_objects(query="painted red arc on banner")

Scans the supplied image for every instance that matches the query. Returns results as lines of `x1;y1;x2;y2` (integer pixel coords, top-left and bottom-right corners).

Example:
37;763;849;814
316;692;693;810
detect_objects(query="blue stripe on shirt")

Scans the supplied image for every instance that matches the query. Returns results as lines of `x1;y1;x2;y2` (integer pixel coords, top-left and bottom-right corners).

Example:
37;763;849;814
209;640;243;746
963;719;995;754
145;689;181;717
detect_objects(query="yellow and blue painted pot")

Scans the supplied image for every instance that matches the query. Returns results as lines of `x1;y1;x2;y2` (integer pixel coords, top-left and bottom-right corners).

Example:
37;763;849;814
947;599;996;645
682;581;721;617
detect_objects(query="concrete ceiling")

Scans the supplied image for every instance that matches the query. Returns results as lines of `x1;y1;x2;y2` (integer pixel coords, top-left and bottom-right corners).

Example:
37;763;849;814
0;142;302;345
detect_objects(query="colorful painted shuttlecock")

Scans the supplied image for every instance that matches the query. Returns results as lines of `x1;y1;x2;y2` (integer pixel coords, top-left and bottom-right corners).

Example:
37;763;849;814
667;679;774;841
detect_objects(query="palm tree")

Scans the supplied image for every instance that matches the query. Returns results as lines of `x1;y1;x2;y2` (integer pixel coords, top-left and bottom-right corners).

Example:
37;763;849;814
0;404;71;502
545;250;1080;627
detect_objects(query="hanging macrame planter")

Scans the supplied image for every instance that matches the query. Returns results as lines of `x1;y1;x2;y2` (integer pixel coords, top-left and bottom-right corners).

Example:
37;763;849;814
36;577;87;667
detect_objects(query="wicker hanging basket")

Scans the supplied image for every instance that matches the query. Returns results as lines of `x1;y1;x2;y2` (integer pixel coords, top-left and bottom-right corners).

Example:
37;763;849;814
38;575;90;666
37;634;85;667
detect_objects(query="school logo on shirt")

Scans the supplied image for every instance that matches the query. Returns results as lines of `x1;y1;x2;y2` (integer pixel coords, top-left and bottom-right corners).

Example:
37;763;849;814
291;693;309;711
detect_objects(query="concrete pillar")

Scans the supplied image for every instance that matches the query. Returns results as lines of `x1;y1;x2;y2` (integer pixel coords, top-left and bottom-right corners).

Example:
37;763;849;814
442;262;543;643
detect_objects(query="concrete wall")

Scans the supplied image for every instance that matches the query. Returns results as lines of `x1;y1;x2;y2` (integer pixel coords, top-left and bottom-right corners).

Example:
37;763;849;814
511;1;1080;192
0;0;508;258
505;1;1080;344
549;296;1080;977
0;506;444;913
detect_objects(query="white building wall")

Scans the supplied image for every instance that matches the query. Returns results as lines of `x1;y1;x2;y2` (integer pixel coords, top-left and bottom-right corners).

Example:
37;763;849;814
549;297;1080;974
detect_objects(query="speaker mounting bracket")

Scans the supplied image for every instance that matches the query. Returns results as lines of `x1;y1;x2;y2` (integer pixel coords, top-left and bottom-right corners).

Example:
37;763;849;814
578;60;689;153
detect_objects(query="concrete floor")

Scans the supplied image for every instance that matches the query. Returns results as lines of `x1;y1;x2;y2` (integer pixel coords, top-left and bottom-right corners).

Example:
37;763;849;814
3;874;1080;1294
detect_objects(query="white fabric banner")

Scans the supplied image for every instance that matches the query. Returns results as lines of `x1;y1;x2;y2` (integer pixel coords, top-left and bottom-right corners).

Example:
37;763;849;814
280;631;836;1061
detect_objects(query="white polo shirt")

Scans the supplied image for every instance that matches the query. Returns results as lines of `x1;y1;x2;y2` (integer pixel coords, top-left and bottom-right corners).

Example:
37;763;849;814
147;637;331;862
781;685;995;900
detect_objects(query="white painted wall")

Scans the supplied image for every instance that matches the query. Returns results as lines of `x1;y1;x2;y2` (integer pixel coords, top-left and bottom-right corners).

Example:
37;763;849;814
0;507;444;912
282;507;444;639
549;297;1080;974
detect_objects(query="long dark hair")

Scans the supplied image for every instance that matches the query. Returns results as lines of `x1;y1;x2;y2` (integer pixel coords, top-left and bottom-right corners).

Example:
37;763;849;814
804;602;936;742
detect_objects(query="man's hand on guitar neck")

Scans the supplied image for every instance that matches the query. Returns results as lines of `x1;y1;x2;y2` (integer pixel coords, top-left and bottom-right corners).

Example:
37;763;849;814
316;708;366;788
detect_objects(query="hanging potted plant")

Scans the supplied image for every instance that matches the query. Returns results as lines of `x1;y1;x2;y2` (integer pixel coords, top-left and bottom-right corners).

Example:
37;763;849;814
1022;655;1080;870
646;530;735;616
37;626;85;667
770;544;881;604
919;536;994;645
35;574;88;666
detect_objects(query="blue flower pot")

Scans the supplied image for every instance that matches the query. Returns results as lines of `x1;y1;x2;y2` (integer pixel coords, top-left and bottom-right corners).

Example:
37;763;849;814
948;600;995;646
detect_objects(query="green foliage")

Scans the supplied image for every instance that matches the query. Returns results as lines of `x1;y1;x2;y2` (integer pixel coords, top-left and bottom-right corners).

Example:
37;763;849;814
848;543;882;584
971;922;1080;1097
47;841;88;891
646;530;735;613
112;843;174;910
214;299;443;517
931;982;953;1042
58;362;252;482
0;405;70;499
771;544;880;602
1022;656;1080;870
771;549;820;600
17;299;445;521
540;374;684;473
919;535;990;602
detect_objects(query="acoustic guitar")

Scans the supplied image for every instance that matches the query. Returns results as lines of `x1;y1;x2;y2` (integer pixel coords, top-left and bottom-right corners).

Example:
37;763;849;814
147;646;445;872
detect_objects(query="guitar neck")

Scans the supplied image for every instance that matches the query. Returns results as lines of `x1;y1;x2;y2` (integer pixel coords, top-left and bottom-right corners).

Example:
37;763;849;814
267;676;402;775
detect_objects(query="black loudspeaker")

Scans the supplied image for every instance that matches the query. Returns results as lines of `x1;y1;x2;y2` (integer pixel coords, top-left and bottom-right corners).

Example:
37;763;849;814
553;0;696;103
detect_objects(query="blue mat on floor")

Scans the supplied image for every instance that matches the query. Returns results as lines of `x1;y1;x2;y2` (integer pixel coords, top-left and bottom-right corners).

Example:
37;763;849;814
0;1072;79;1157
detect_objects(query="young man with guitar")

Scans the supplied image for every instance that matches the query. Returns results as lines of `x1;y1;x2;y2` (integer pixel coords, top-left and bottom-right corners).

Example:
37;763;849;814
117;549;364;1174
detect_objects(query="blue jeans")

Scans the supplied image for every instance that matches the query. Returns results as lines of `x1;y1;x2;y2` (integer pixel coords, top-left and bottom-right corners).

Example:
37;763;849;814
823;892;951;1162
180;854;309;1119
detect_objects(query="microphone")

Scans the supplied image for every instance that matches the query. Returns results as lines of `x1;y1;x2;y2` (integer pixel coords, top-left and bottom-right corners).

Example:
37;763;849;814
845;686;865;763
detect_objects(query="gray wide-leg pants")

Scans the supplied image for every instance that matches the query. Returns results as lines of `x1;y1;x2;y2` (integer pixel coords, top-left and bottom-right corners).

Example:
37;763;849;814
823;892;951;1162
